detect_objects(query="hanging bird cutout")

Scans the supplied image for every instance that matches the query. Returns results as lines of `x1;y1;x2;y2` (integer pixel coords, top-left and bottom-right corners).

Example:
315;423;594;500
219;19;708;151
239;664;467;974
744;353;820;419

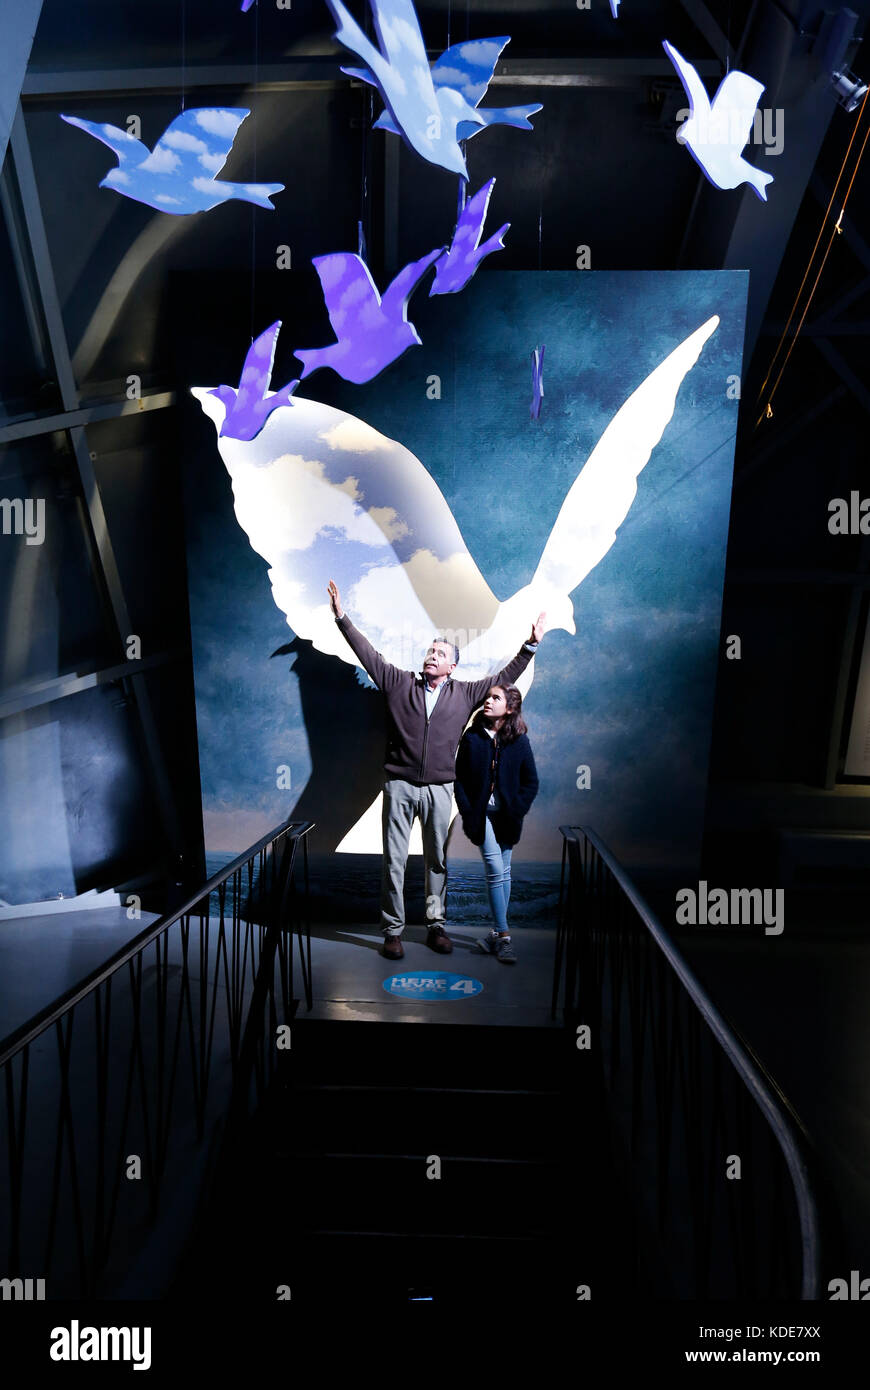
663;41;774;201
530;346;545;420
324;0;542;176
430;179;509;296
346;32;543;146
294;246;445;384
209;322;300;442
60;108;284;214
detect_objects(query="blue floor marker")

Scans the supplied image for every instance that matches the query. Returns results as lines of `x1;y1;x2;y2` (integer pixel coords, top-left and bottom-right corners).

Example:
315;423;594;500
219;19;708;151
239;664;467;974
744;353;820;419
383;971;483;1000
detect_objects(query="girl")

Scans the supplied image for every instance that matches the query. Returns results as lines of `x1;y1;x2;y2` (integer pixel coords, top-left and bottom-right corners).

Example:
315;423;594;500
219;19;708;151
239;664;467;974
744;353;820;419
454;684;539;963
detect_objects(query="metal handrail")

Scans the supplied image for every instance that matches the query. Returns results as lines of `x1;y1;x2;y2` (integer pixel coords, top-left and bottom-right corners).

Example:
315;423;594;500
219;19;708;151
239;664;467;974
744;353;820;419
0;818;313;1067
555;824;824;1299
0;817;313;1297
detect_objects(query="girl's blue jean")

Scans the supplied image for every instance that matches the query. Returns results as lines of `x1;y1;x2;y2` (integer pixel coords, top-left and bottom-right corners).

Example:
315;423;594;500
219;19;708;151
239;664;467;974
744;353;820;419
480;810;512;933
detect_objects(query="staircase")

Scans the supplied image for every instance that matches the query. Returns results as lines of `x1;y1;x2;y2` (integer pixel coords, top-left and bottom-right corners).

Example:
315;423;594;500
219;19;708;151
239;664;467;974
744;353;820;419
171;1018;640;1305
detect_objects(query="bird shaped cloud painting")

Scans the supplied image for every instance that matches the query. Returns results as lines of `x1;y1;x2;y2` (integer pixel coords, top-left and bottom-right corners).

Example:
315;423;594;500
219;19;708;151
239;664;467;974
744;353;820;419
324;0;491;177
430;179;509;296
60;108;284;214
192;313;718;851
663;41;774;201
345;32;543;147
210;321;299;441
294;247;445;383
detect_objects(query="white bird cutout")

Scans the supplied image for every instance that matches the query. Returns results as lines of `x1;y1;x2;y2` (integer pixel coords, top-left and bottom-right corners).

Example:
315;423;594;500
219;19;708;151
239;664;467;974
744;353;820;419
192;314;718;851
663;41;774;201
323;0;486;177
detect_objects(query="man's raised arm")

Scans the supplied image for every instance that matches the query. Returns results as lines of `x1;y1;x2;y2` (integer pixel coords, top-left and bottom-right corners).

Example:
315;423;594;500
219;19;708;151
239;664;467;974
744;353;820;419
461;612;548;707
327;579;404;692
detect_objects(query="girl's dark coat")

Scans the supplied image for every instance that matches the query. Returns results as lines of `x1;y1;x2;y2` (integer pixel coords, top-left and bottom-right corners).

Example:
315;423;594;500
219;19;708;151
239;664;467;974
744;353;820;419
454;725;539;848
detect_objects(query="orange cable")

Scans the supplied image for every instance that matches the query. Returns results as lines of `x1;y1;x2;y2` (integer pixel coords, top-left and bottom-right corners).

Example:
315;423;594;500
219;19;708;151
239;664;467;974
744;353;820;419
756;105;870;426
755;83;870;420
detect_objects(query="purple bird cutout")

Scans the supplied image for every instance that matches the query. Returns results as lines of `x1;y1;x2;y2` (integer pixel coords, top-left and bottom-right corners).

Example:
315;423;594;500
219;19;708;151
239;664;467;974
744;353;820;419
209;321;299;441
241;0;255;10
530;345;545;421
294;247;445;384
430;178;509;296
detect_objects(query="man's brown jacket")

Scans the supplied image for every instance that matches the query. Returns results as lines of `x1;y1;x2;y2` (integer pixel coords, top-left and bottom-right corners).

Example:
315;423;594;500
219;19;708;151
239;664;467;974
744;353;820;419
335;613;538;786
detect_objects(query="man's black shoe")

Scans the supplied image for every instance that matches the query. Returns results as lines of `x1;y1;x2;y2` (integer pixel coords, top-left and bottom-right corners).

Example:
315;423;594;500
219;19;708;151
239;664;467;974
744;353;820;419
383;934;405;959
426;925;453;954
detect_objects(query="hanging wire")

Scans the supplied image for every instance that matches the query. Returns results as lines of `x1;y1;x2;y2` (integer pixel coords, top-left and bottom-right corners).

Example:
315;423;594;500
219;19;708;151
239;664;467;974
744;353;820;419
754;86;870;426
250;0;260;345
359;88;372;260
181;0;186;111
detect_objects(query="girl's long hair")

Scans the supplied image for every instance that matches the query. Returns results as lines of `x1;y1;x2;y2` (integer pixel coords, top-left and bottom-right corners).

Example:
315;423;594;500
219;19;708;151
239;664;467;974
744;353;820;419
472;683;528;744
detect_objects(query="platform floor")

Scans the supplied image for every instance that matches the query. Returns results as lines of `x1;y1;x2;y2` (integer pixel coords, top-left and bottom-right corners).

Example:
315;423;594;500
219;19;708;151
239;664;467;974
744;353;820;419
294;920;561;1026
0;904;160;1046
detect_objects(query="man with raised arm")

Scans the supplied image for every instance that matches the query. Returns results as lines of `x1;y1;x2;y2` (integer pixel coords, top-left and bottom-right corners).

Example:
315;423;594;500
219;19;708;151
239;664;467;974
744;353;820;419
327;579;547;959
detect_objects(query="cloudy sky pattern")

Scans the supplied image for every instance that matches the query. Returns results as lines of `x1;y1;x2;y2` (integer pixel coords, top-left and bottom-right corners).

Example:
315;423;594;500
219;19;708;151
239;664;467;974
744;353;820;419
429;179;509;296
294;247;445;383
210;321;299;441
193;310;719;702
325;0;489;176
59;108;284;214
352;33;543;144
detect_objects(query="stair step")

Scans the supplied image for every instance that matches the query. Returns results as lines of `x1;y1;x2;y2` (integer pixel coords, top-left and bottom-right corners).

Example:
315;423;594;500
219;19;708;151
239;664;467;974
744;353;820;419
266;1083;570;1160
290;1083;563;1096
283;1019;573;1089
273;1152;581;1237
287;1151;561;1165
177;1224;620;1303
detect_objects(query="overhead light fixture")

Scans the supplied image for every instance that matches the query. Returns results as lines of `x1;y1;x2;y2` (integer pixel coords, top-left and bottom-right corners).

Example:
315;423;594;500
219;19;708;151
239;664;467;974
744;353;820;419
831;68;868;112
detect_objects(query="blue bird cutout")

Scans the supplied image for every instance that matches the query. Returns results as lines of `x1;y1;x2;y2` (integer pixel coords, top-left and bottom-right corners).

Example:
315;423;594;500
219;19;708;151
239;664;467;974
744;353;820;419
209;322;300;442
530;346;545;421
324;0;488;177
430;179;509;296
294;246;445;384
346;34;543;145
60;108;284;214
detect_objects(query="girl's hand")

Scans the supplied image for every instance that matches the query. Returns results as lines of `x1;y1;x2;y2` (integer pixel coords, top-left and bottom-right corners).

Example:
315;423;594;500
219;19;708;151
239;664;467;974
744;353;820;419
531;611;547;644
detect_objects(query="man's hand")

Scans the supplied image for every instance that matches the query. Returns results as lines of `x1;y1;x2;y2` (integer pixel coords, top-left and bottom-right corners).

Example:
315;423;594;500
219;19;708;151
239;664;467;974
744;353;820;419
530;611;547;644
327;579;344;620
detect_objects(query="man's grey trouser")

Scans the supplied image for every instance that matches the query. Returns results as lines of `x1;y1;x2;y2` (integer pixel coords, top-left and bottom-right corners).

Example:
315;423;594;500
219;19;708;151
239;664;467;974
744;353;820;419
381;777;453;935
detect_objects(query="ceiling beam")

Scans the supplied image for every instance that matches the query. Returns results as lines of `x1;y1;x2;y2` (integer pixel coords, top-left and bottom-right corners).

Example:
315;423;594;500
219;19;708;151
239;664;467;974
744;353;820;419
21;56;723;101
678;0;736;66
0;650;180;721
0;390;175;443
